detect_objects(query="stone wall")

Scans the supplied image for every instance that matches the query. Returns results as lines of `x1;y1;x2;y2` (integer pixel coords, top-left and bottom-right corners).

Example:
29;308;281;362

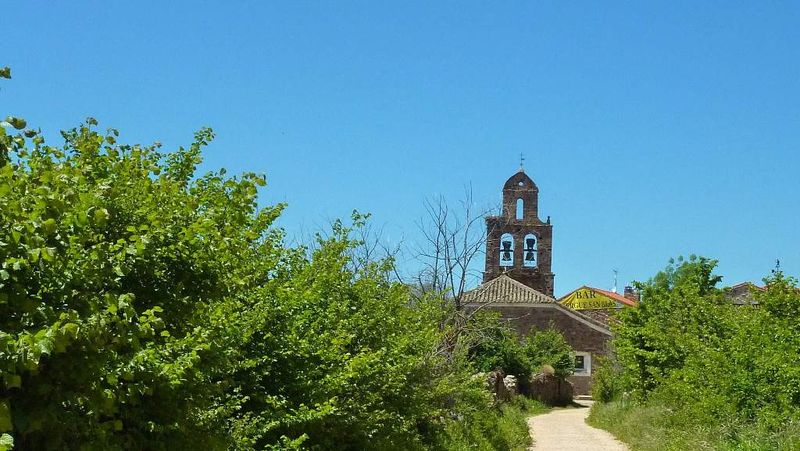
568;375;592;396
487;304;610;354
465;303;611;395
482;170;555;296
484;218;554;296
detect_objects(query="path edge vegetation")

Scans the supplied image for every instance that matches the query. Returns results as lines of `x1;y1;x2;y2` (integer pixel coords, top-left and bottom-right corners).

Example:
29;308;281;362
587;256;800;451
0;66;563;450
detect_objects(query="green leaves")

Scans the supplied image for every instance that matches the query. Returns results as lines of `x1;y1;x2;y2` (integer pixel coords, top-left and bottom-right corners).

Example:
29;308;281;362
3;117;25;130
92;207;109;226
0;433;12;451
0;104;508;450
0;115;270;448
0;400;11;432
0;67;10;79
610;257;800;440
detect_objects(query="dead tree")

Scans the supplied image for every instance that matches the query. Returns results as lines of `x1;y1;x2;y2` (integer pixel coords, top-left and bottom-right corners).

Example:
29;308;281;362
413;185;497;311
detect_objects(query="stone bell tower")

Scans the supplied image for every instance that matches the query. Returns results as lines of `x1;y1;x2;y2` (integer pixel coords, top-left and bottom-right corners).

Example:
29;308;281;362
483;169;554;296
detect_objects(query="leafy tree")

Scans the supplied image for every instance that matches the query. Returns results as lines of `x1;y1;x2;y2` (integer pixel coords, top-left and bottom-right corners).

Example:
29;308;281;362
213;215;490;450
612;255;726;398
466;314;573;382
0;103;283;447
523;328;573;379
607;256;800;444
466;312;531;380
0;67;537;450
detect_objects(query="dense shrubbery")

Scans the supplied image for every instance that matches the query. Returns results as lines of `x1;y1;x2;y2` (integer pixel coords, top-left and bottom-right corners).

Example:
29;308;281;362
439;396;547;451
0;69;554;449
467;313;574;382
0;117;532;450
590;256;800;449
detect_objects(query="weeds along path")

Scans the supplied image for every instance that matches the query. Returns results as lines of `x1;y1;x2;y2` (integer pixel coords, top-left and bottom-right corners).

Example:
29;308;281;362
528;401;628;451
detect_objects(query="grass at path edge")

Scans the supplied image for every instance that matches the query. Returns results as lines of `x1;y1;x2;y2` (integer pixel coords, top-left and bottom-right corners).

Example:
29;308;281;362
587;400;800;451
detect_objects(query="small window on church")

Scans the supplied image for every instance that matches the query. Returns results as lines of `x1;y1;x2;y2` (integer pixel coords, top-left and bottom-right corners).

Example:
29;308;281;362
499;233;514;267
523;234;537;267
516;198;523;220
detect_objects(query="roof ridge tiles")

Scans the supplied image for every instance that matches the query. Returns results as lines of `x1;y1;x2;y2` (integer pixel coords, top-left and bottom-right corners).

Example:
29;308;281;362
462;274;556;305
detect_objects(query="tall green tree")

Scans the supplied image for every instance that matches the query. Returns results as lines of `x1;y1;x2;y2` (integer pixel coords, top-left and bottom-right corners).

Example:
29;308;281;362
0;109;282;448
1;68;537;450
610;256;800;437
613;255;726;398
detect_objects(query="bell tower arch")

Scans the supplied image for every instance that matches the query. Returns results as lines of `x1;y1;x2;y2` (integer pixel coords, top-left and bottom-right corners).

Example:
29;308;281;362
484;169;554;295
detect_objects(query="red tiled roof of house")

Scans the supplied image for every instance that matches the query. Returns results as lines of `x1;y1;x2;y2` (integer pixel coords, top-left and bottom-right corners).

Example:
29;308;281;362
590;287;638;307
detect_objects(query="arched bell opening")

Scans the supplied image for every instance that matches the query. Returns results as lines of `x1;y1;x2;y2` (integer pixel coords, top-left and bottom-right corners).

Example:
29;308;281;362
499;233;514;267
523;233;538;268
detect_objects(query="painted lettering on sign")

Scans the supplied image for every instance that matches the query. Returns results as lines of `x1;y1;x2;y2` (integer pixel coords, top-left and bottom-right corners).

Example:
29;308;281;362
560;288;617;310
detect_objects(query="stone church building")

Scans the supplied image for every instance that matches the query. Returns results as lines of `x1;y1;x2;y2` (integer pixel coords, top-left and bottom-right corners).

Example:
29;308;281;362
462;169;614;395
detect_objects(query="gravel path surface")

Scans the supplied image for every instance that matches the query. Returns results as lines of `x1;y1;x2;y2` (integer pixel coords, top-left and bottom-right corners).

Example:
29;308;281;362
527;401;628;451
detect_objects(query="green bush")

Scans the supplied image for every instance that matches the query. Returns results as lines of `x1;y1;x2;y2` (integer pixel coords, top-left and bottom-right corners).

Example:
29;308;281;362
466;314;574;384
0;119;259;449
590;356;620;403
596;256;800;449
524;327;573;379
467;312;532;380
439;396;547;451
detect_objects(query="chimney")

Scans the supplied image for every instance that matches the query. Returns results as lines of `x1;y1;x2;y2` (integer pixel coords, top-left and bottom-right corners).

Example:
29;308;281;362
623;286;640;303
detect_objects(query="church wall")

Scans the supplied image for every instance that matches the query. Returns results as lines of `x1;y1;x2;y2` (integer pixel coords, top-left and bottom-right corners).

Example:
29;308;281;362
466;303;610;395
484;216;555;295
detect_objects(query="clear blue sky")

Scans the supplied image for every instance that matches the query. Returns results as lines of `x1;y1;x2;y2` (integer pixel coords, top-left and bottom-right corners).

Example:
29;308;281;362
4;2;799;296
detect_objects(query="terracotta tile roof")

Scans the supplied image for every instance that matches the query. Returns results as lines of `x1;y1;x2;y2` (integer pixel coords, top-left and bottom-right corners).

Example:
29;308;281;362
462;275;556;305
591;287;638;307
462;276;612;334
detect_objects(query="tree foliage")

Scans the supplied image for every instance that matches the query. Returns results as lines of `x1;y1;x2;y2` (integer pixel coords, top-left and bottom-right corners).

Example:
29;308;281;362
215;216;489;450
0;112;282;448
0;68;548;450
467;313;573;382
606;255;800;445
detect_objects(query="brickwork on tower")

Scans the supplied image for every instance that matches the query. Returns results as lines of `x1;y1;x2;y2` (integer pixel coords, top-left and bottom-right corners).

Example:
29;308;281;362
483;169;555;296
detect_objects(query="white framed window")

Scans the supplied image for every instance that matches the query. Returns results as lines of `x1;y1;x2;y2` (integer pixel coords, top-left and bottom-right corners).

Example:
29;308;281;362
574;352;592;376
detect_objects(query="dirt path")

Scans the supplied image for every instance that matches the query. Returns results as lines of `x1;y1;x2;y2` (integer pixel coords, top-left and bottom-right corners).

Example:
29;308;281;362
527;401;628;450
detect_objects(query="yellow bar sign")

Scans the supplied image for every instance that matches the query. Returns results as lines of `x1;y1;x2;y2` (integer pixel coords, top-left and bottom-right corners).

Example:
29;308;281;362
561;288;617;310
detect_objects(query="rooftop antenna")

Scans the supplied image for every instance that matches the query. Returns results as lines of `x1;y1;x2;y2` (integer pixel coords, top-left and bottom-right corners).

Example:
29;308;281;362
612;269;618;293
773;259;781;274
519;153;525;171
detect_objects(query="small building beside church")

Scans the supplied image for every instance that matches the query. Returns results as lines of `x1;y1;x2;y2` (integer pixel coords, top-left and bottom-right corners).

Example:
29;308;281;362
462;169;616;395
